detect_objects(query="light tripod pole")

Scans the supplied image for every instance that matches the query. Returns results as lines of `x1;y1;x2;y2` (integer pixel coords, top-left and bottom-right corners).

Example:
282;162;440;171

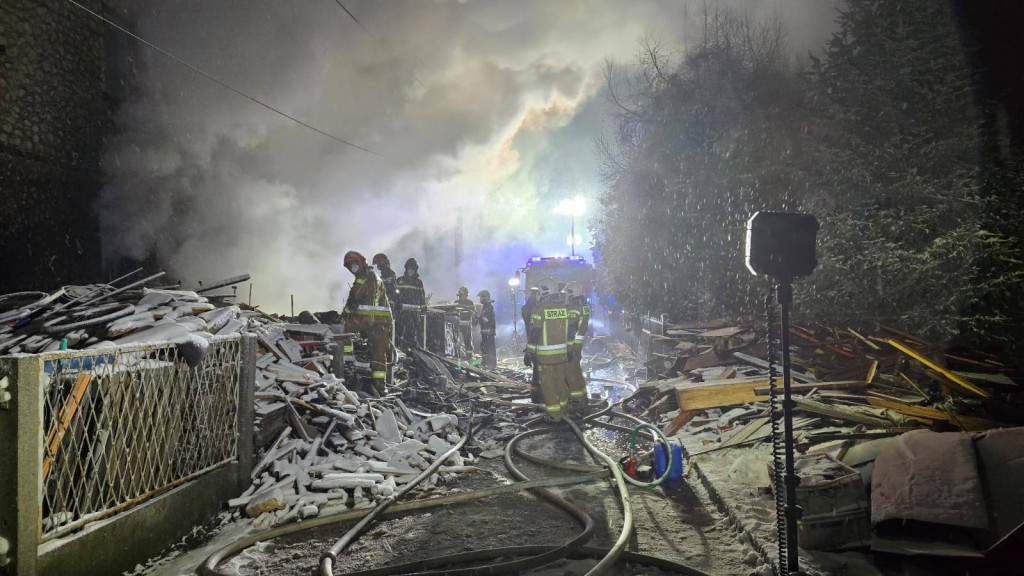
778;279;800;575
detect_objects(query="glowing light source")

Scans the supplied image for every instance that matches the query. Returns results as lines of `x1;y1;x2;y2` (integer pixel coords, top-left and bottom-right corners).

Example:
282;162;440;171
555;195;587;216
508;276;520;288
566;234;583;247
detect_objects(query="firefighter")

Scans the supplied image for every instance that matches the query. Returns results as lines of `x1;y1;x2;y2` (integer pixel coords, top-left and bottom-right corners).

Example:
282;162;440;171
522;286;541;403
341;251;393;394
394;258;426;349
477;290;497;369
527;277;570;421
564;281;588;411
373;253;398;309
456;285;475;359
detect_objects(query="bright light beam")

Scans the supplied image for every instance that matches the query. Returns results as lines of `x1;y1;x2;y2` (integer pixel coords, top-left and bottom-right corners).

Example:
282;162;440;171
555;195;587;216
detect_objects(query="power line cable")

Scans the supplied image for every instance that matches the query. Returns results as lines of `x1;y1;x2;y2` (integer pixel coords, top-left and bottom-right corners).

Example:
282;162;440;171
331;0;427;89
65;0;379;156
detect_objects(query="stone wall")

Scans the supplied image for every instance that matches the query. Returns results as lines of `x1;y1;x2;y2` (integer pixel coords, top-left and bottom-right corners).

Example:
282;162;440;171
0;0;114;293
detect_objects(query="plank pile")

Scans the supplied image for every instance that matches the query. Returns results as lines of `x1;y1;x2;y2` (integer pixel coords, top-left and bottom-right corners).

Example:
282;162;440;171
639;321;1022;453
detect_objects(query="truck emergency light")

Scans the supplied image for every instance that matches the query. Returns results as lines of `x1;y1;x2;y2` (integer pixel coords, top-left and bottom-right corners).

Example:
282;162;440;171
745;212;819;280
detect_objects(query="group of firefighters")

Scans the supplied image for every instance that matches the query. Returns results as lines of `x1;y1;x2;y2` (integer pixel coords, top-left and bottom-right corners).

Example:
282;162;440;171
522;278;590;422
339;250;587;422
340;250;497;394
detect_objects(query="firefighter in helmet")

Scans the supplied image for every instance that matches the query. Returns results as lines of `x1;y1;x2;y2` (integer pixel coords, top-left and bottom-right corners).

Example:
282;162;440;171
564;281;588;411
394;258;426;349
522;285;542;403
455;285;475;359
341;251;393;394
372;253;398;310
526;277;569;421
477;290;497;369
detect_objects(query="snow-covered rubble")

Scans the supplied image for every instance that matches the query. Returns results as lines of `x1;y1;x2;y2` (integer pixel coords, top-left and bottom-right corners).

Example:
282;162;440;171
234;322;471;528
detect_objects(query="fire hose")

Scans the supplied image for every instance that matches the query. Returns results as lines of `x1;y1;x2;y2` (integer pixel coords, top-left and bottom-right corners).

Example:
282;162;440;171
199;404;711;576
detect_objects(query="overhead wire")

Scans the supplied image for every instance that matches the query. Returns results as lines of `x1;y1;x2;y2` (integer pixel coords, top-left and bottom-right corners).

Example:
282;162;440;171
329;0;427;89
63;0;379;156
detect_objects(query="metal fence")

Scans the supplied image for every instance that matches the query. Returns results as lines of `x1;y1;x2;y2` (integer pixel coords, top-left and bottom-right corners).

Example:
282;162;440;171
0;336;250;553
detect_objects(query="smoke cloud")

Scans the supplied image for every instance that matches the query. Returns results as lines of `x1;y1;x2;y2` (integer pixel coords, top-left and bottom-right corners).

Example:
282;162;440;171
100;0;838;313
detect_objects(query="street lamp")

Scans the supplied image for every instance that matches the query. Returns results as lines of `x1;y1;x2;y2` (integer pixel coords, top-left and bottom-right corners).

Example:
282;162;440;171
556;196;586;256
508;275;523;344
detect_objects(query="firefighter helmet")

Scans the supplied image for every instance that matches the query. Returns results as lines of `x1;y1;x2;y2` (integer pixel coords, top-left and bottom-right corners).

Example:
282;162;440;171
457;286;469;298
536;277;557;298
372;253;390;268
564;281;582;297
344;251;367;269
405;258;419;271
477;290;492;302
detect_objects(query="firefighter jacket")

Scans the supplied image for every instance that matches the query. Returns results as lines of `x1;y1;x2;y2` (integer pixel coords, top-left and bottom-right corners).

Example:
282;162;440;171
567;296;590;347
378;264;398;306
342;269;392;326
478;302;496;336
527;294;570;365
456;296;476;327
394;273;426;309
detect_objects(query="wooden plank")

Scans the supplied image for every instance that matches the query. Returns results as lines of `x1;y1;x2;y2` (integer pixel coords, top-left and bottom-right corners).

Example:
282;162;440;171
683;348;725;371
792;397;891;428
953;371;1016;387
733;352;818;382
721;417;768;448
663;410;700;436
43;372;92;480
675;378;765;410
849;328;880;351
865;396;1001;431
753;380;866;396
886;340;989;398
898;371;930;399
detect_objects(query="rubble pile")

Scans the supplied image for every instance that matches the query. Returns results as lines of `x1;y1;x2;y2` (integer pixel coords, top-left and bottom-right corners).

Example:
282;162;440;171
638;321;1021;444
630;319;1024;560
0;280;256;354
229;322;486;528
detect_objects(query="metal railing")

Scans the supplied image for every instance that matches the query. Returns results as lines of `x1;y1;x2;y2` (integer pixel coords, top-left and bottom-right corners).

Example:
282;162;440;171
22;337;246;543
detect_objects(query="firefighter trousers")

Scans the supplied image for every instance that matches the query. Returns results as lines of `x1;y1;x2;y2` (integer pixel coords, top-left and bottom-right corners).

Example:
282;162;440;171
566;344;587;409
480;331;496;369
459;323;474;356
536;362;569;422
348;315;392;394
367;323;391;394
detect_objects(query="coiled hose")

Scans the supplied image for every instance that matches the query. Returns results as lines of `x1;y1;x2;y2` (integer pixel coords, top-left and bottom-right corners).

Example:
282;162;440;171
765;288;789;575
200;402;712;576
621;423;673;489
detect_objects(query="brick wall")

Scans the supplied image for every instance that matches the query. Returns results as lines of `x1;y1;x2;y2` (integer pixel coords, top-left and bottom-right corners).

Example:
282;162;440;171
0;0;115;293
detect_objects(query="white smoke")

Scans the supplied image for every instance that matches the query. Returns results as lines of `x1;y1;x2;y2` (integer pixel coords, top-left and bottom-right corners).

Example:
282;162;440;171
100;0;838;312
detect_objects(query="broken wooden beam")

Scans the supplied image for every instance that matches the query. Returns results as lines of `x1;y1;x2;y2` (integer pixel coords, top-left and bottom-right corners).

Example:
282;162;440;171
885;340;989;398
792;397;890;428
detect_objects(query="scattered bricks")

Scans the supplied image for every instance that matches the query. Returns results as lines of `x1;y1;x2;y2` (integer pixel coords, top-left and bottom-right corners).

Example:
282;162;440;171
299;505;320;519
245;488;286;518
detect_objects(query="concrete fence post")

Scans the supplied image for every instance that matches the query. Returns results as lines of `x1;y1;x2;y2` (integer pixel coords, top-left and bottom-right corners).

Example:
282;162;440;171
0;356;43;576
235;334;257;490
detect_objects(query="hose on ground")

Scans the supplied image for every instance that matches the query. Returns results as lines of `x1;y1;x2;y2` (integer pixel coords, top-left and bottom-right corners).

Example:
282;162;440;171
198;471;608;576
564;418;634;576
319;408;477;576
199;396;709;576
